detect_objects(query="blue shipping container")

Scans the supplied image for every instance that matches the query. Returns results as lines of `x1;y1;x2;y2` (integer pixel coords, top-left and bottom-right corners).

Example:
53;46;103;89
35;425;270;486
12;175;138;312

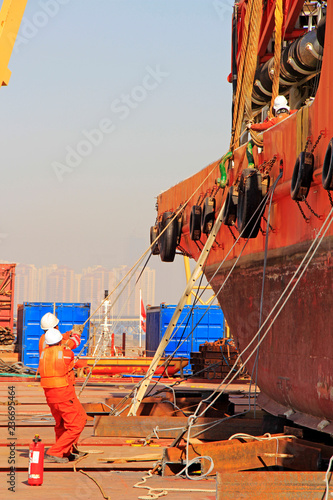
17;302;90;369
146;304;225;375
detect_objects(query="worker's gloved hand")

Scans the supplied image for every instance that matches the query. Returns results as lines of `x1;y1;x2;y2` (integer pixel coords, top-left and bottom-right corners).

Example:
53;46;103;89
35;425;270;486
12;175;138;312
72;324;84;335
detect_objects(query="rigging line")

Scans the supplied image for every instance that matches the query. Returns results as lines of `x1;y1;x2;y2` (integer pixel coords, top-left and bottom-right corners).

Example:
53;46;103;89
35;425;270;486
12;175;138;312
170;199;332;425
251;169;283;412
145;273;206;382
187;177;274;305
135;271;215;404
143;184;273;406
135;251;152;285
173;264;206;352
108;169;270;414
191;410;251;439
74;259;143;362
171;190;270;347
127;222;230;404
194;205;333;419
78;274;141;396
163;185;273;368
146;268;204;364
127;201;233;416
82;256;145;326
115;180;272;416
158;196;273;441
82;158;224;328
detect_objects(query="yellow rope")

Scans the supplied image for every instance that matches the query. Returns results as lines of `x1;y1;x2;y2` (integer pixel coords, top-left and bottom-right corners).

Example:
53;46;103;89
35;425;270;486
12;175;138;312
250;0;283;149
230;0;263;150
249;128;264;147
73;455;112;500
270;0;284;116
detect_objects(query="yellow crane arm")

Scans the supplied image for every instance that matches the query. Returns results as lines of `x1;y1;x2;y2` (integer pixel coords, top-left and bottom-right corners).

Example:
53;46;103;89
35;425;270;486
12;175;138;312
0;0;28;87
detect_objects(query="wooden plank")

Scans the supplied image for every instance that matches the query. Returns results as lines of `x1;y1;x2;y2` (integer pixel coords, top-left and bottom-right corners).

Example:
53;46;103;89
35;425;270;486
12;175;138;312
0;445;161;470
3;471;216;500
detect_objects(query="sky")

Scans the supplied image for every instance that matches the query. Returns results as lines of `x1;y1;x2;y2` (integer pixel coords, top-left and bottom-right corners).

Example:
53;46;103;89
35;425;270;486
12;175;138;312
1;0;233;305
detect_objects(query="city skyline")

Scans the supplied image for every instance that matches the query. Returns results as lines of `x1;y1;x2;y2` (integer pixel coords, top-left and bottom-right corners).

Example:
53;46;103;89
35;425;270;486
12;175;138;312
12;262;155;319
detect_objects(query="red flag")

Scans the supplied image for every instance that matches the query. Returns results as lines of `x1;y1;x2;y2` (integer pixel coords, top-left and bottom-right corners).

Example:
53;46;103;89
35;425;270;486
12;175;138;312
140;298;146;333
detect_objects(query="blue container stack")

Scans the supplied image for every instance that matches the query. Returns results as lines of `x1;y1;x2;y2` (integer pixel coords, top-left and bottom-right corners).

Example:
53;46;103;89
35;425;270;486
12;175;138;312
146;303;225;375
17;302;90;369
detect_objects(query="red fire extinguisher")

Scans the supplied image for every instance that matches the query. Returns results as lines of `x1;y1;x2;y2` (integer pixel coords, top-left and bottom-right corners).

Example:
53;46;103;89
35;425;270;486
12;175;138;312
28;434;44;486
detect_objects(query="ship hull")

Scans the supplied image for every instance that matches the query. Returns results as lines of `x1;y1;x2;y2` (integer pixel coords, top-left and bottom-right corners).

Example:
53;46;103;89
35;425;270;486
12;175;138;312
155;3;333;432
206;235;333;429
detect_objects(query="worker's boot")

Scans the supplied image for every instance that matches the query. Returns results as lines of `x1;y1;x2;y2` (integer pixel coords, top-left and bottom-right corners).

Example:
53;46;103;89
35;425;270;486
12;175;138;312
72;444;88;458
45;454;69;463
68;445;88;460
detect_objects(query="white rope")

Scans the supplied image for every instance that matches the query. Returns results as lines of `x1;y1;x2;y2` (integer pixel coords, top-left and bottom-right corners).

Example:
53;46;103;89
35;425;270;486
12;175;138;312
176;415;214;481
325;455;333;500
193;205;333;421
228;432;297;441
155;204;333;444
100;182;270;416
133;470;215;500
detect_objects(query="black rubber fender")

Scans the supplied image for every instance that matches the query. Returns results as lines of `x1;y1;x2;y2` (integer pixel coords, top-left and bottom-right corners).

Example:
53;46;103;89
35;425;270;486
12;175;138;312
322;138;333;191
291;151;314;201
189;205;202;241
237;168;263;239
158;212;178;262
222;186;238;226
150;225;160;255
201;197;216;234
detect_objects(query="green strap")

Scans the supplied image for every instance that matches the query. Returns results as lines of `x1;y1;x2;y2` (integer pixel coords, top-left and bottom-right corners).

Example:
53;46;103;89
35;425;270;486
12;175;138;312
217;151;232;188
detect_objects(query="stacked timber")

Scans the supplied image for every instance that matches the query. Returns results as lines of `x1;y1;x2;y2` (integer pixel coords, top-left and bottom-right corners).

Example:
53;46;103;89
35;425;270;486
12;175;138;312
191;339;243;379
0;326;14;345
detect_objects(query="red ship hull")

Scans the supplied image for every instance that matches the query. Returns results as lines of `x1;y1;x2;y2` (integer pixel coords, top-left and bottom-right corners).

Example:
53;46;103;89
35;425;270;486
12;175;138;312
156;3;333;432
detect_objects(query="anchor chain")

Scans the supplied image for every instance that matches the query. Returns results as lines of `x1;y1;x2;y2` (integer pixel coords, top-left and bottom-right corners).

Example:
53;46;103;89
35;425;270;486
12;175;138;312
296;201;310;223
328;191;333;208
310;131;324;154
303;198;322;220
304;130;325;154
258;154;277;176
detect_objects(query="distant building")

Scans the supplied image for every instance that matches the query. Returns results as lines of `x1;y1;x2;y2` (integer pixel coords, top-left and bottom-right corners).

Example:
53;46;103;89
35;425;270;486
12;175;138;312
80;266;116;313
44;266;75;303
14;264;39;306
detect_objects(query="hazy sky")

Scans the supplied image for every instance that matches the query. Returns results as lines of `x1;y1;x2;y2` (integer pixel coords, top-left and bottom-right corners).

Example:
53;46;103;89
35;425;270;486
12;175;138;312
1;0;232;305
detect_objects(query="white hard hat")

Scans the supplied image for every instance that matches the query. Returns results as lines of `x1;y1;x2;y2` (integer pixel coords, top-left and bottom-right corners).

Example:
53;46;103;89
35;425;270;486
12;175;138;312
45;328;62;345
40;312;59;330
273;95;290;113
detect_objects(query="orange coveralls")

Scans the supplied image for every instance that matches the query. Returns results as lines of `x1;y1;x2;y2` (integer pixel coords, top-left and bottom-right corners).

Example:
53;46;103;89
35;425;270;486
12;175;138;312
39;333;87;458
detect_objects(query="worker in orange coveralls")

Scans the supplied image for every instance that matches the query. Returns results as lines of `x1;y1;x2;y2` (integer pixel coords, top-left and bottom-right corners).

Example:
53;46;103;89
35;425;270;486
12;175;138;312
246;95;296;167
38;327;87;463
